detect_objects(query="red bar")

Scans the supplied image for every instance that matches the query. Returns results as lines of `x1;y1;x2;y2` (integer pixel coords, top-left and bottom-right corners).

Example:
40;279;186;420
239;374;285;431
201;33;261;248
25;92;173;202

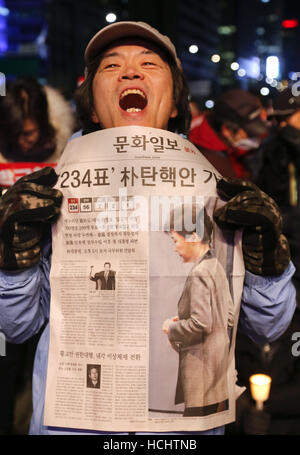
282;19;299;29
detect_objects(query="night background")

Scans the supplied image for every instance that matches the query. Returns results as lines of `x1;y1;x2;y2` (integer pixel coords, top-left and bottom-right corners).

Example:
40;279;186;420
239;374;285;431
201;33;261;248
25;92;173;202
1;1;300;437
1;0;300;109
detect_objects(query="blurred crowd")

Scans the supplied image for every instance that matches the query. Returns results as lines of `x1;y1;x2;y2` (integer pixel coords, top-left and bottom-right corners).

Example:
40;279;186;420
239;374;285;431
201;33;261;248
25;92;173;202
0;77;76;435
0;72;300;434
189;86;300;435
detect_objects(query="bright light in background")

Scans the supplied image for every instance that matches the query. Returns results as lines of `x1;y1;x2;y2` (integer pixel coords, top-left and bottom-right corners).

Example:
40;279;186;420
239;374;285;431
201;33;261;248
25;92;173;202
256;27;265;36
0;71;5;96
238;57;260;79
105;13;117;23
261;0;270;3
265;76;273;84
0;6;9;16
237;68;246;77
205;100;214;109
231;62;239;71
211;54;220;63
280;80;289;90
282;19;299;29
266;56;279;79
217;25;237;35
0;0;8;52
289;71;298;80
260;87;270;96
276;81;286;92
189;45;198;54
276;81;283;91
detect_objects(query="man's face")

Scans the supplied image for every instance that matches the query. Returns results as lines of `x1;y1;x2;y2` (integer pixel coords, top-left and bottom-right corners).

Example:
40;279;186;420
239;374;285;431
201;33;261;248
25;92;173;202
91;41;178;130
104;263;110;272
89;368;98;381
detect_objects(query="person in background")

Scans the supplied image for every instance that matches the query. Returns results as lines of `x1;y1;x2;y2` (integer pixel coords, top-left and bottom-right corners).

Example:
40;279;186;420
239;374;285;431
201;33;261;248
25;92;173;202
189;97;203;126
256;87;300;305
0;77;75;163
0;77;75;434
189;89;269;179
0;21;296;435
228;88;300;435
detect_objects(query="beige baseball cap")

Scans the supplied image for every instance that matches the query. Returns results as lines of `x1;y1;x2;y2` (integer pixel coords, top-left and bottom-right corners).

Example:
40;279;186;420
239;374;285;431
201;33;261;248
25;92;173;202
84;21;181;70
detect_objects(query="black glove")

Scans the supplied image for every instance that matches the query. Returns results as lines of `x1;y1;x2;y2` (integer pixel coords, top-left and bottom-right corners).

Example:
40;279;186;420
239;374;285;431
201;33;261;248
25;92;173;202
213;177;290;276
244;407;271;435
0;167;62;270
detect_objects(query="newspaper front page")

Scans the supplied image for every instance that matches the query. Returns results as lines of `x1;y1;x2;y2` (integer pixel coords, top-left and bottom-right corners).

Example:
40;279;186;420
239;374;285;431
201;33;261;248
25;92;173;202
44;126;245;432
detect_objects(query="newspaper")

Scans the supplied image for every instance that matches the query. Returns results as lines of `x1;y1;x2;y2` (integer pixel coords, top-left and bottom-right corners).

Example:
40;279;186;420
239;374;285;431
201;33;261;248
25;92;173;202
44;126;245;432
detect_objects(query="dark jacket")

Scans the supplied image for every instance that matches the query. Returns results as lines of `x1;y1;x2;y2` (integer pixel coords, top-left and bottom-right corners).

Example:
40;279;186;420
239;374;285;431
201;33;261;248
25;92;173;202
256;127;300;297
90;270;116;290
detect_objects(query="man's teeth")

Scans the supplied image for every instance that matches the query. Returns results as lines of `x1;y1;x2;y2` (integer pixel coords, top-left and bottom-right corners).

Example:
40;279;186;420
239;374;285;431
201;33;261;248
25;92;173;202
119;89;147;112
121;89;146;99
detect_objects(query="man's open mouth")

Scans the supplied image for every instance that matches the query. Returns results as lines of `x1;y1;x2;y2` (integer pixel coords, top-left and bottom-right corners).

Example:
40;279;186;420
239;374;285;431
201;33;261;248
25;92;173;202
119;89;148;113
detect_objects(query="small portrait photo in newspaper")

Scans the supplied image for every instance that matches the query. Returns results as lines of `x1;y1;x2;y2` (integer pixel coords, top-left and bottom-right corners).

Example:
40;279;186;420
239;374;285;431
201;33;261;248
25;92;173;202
89;261;116;291
86;364;101;389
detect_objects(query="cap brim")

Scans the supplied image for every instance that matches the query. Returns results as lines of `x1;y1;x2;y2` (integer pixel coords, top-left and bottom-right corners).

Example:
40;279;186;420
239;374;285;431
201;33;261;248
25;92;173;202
85;21;177;66
243;118;269;137
267;108;296;119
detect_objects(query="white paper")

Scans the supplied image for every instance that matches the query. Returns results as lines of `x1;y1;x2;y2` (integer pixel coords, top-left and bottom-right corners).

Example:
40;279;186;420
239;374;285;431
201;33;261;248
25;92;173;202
44;126;245;432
